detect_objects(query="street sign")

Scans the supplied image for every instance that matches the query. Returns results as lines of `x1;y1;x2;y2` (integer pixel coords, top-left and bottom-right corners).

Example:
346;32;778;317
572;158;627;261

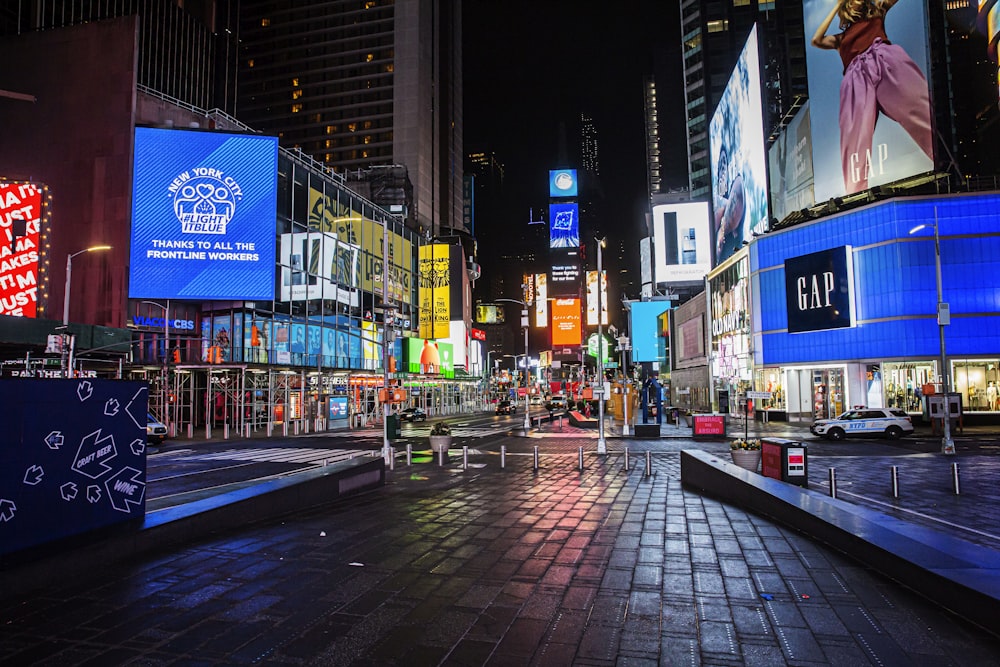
746;391;772;399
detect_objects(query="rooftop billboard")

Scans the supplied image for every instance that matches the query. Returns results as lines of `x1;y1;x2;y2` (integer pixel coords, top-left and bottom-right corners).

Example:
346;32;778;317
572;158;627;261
709;24;769;266
129;127;279;300
549;169;579;198
549;203;580;249
652;202;712;285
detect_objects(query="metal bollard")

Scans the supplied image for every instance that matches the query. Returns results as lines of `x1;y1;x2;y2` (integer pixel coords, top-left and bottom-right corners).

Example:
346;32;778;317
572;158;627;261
460;445;468;470
267;421;273;438
579;446;585;471
644;451;652;477
891;466;899;499
283;421;289;437
500;445;506;469
205;423;212;440
294;420;300;436
533;445;540;471
438;445;445;466
406;443;412;466
952;462;961;495
244;423;251;438
624;447;630;471
389;447;395;470
187;423;194;439
828;468;837;498
224;423;230;440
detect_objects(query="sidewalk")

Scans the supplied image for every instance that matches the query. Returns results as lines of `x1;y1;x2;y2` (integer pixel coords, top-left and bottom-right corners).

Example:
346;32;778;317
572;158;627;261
2;423;1000;664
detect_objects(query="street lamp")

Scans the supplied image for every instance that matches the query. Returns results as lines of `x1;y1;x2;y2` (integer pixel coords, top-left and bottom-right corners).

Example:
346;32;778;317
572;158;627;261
595;237;608;453
497;298;532;432
909;209;955;455
61;245;112;377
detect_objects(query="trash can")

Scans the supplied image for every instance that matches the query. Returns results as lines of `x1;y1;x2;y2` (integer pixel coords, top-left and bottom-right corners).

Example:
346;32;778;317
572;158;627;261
761;438;808;488
386;414;401;440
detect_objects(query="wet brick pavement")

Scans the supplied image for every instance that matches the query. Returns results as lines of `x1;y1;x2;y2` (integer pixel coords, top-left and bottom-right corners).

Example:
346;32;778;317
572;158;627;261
2;428;1000;665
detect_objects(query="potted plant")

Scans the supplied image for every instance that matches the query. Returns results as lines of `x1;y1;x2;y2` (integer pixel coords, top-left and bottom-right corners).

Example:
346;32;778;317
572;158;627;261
730;438;762;471
429;421;452;454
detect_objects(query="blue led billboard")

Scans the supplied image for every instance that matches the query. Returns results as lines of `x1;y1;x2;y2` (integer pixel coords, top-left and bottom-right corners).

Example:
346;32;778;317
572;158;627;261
129;127;279;300
630;301;670;363
549;203;580;249
549;169;578;198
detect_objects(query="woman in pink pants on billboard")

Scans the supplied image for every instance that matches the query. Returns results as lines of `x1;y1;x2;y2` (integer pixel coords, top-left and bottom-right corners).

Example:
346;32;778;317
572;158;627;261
811;0;933;194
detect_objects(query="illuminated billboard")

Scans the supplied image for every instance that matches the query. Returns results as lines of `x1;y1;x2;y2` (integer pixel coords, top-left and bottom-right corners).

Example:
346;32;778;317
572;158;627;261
551;298;581;346
585;270;608;326
550;248;580;296
549;203;580;248
804;0;933;200
549;169;579;198
630;301;670;363
129;127;279;299
709;24;769;266
475;304;504;324
418;243;451;339
0;182;45;317
404;337;455;377
768;101;815;223
535;273;548;327
279;232;359;306
652;202;712;285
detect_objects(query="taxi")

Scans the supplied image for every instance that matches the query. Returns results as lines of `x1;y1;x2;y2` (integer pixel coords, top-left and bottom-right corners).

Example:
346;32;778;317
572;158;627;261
810;407;913;441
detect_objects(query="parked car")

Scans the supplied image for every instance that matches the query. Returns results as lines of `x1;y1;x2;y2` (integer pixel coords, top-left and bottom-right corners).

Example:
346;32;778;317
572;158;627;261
495;400;516;415
810;407;913;441
147;412;168;444
399;407;427;422
530;395;543;406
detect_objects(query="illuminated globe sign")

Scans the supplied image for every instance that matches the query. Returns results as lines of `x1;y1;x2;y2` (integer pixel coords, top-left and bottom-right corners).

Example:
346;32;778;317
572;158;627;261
549;169;578;198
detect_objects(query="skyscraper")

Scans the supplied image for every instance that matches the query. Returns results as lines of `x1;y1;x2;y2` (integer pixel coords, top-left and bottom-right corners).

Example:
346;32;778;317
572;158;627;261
236;0;464;239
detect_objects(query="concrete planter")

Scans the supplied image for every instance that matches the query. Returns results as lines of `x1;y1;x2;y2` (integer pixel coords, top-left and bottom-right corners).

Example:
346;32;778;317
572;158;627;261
731;449;761;472
429;435;452;454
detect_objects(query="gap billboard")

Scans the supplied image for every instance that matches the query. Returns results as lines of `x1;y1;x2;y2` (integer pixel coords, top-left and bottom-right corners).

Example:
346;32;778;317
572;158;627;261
803;0;933;200
129;127;279;300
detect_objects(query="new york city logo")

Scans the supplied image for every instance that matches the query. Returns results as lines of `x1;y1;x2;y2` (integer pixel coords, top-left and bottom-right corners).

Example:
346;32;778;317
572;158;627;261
167;167;243;235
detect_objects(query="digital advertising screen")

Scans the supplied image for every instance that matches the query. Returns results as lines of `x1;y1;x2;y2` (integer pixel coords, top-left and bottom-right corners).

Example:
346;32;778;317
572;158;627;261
709;24;769;266
630;301;670;363
129;127;279;300
0;182;44;317
803;0;933;200
585;270;608;326
551;298;581;346
279;232;359;307
549;203;580;248
652;202;712;285
404;337;455;376
768;101;815;223
418;243;451;339
549;248;580;296
535;273;548;327
549;169;579;198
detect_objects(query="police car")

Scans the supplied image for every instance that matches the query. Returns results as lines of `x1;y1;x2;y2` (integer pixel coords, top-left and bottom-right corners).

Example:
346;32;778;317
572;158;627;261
810;407;913;441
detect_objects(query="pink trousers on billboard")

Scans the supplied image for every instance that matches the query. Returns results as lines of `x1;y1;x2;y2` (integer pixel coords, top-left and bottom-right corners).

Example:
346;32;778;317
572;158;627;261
838;39;933;194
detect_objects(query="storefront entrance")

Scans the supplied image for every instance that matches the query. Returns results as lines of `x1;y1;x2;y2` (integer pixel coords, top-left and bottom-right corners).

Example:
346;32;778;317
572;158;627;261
785;367;845;422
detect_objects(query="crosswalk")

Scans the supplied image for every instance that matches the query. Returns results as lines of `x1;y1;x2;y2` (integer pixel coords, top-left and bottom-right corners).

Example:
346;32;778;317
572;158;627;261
301;423;510;440
182;446;375;466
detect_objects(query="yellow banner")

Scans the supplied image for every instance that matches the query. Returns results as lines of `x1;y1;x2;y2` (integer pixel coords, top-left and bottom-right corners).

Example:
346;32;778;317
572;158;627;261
308;186;411;303
418;243;451;339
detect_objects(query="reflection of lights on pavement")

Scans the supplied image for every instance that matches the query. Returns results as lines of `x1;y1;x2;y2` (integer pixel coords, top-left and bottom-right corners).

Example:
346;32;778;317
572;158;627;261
408;474;429;480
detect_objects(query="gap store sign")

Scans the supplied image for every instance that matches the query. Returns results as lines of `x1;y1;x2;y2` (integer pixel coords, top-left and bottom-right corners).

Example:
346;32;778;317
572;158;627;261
784;246;855;333
129;127;279;300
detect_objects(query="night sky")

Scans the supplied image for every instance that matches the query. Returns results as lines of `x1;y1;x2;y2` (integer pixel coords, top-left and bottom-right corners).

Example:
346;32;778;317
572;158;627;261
463;2;685;241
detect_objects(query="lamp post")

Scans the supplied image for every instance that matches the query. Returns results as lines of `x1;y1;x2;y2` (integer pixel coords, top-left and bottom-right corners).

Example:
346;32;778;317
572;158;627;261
909;209;955;455
142;300;171;428
61;245;112;377
497;298;531;432
595;237;608;453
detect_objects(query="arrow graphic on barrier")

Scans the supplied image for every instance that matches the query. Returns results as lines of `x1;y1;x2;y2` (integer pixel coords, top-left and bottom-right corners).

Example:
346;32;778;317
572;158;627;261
104;398;120;416
60;482;78;501
129;438;146;456
44;431;65;450
77;380;94;402
23;465;43;485
124;387;148;431
86;485;102;504
72;430;117;480
106;467;145;513
0;499;16;522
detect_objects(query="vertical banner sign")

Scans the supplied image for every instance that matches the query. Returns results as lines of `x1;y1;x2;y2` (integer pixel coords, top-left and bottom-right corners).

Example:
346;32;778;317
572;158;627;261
535;273;549;328
586;270;609;325
0;182;43;317
418;243;450;339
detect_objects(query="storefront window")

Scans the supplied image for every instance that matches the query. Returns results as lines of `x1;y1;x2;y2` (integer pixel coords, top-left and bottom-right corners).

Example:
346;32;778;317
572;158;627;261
882;361;935;412
753;368;785;411
952;359;1000;411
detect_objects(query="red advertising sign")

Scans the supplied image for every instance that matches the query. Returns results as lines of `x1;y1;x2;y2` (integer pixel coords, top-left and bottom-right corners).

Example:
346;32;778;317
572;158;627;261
761;441;783;480
692;414;726;436
470;328;486;341
0;182;43;317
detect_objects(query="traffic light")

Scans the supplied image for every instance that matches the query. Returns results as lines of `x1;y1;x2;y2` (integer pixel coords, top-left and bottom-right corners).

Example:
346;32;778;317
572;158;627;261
251;324;260;347
172;348;181;364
